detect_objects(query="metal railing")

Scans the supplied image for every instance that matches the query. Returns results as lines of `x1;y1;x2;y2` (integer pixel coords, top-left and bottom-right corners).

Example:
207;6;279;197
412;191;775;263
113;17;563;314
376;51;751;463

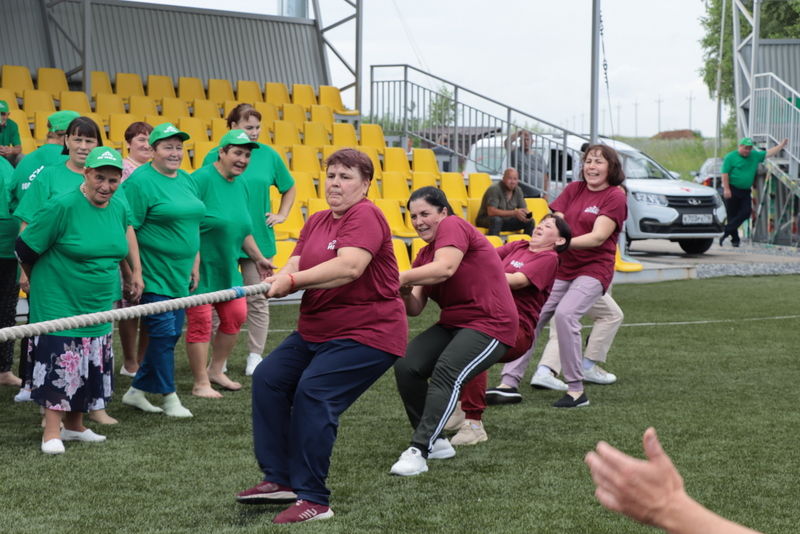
750;72;800;245
369;64;589;194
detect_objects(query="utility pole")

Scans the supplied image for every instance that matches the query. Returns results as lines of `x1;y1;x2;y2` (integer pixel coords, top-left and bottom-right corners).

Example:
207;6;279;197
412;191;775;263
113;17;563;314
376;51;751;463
655;94;663;134
634;100;639;137
616;104;621;137
688;92;695;130
590;0;600;143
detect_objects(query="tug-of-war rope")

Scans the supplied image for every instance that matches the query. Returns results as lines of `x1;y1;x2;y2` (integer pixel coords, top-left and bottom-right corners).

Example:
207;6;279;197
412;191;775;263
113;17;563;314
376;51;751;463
0;283;271;343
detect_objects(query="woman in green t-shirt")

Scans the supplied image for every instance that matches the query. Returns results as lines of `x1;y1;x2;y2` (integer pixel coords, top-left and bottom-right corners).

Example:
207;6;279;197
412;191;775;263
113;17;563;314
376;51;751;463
121;123;205;418
186;130;274;398
16;147;143;455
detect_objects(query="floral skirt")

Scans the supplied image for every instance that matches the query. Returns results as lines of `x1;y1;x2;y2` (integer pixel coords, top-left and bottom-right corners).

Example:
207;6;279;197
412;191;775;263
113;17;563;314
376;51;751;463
29;333;114;412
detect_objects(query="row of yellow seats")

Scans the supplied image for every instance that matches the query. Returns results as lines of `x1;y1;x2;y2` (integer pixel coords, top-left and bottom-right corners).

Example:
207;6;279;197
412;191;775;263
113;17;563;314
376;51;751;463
0;65;357;115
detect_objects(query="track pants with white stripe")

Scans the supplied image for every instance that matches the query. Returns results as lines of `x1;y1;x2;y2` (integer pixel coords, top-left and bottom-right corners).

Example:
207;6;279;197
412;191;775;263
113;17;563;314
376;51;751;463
395;325;509;455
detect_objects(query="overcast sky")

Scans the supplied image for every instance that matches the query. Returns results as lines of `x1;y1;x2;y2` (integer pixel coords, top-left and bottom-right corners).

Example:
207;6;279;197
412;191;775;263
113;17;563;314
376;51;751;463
144;0;721;138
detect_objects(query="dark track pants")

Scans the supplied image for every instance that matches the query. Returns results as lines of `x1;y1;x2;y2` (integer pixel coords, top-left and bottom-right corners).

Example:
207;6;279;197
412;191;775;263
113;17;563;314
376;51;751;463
0;259;19;373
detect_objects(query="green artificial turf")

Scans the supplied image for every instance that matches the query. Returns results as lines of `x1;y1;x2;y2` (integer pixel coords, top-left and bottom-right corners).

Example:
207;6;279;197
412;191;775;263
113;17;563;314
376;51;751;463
2;275;798;533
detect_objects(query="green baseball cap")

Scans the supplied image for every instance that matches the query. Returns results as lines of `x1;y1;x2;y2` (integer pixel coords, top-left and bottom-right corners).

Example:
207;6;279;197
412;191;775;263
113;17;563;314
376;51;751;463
48;110;80;132
149;122;190;145
0;101;8;113
85;147;124;170
739;137;754;146
218;129;260;150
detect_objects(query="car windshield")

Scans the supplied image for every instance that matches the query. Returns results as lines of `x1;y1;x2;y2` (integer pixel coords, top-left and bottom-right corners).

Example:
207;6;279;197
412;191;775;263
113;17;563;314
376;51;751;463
619;150;673;179
472;146;504;174
700;158;722;175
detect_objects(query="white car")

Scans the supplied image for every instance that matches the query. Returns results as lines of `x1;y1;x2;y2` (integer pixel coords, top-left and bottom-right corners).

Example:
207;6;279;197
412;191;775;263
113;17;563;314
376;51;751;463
464;135;726;254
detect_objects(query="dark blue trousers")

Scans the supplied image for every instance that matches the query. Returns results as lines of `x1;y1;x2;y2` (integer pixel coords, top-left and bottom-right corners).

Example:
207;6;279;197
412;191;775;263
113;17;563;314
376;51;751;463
251;331;397;506
132;293;185;394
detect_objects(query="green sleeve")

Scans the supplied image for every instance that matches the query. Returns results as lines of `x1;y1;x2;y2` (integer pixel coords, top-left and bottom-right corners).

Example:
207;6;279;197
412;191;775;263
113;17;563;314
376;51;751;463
720;152;735;174
201;147;220;167
14;169;50;222
19;200;65;254
271;150;295;193
121;177;149;229
0;158;13;217
7;121;20;146
756;150;767;163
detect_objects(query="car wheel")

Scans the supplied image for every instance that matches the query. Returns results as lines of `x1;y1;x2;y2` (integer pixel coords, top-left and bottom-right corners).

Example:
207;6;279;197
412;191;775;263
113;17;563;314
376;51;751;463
678;238;713;254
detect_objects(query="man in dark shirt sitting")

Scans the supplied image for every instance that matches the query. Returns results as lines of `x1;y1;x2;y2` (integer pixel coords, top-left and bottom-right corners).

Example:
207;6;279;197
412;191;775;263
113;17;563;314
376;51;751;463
475;167;533;236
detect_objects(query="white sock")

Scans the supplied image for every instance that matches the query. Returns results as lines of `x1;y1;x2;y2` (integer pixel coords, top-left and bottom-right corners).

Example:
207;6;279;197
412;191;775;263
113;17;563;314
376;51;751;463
535;365;553;376
248;352;262;359
582;358;596;371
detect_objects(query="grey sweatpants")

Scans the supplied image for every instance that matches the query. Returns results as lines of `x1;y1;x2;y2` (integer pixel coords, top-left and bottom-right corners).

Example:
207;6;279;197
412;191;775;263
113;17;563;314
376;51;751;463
394;325;509;455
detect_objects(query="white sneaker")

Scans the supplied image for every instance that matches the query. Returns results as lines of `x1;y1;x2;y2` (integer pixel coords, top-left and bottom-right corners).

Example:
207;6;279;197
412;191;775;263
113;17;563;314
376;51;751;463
14;388;32;402
245;353;262;376
60;428;106;442
428;437;456;460
41;438;65;455
584;364;617;385
531;372;568;391
390;447;428;476
450;419;488;446
119;366;137;378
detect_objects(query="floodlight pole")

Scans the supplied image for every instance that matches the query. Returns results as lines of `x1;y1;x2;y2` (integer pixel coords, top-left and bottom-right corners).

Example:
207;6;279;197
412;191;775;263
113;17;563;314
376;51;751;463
590;0;601;143
82;0;92;96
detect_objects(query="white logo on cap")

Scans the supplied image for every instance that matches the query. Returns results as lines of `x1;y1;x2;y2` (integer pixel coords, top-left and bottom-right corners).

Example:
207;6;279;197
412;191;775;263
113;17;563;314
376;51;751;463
238;132;249;140
97;149;117;160
164;125;179;133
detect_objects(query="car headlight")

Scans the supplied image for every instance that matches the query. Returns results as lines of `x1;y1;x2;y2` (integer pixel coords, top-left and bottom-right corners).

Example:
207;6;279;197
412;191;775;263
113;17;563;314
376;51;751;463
713;194;723;207
632;192;668;206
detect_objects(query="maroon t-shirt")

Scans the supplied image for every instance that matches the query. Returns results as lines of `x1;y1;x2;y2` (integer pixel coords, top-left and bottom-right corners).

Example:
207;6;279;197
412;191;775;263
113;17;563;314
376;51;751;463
413;216;518;347
293;199;408;357
550;181;627;292
496;241;559;338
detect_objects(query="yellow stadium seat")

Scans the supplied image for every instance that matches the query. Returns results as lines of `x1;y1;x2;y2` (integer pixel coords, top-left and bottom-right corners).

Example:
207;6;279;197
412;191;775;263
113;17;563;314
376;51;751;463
291;84;317;112
21;137;37;154
280;103;306;129
381;171;411;203
273;120;301;148
307;197;329;217
220;100;244;121
178;116;209;149
193;140;218;169
271;145;290;169
289;171;317;207
210;118;228;143
90;71;113;98
468;172;492;200
236;80;263;103
485;235;503;248
207;78;235;107
83;112;109;138
108;113;143;148
178;76;205;104
440;172;469;203
411;171;437;191
290;145;321;180
180;153;194;172
0;89;19;109
257;127;272;146
332;122;358;147
318;85;359;116
265;82;291;107
22;89;55;122
375;199;416;238
144;114;163;130
360;123;386;155
448;198;467;219
357;146;383;180
2;65;34;98
37;68;69;100
272;240;297;269
95;93;126;121
392;239;412;272
271;202;305;239
525;198;550;224
160;96;189;125
254;101;279;125
321;145;343;161
367;179;381;201
412;148;441;178
192;98;221;127
507;234;531;242
310;104;334;134
10;110;31;138
467;198;482;226
32;111;50;143
129;95;159;118
146;74;176;103
115;72;145;104
410;238;426;262
384;147;412;179
58;91;92;115
302;121;329;149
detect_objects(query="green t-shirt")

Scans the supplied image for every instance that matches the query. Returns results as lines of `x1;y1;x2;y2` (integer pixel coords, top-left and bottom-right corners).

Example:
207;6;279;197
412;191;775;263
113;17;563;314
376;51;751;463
0;119;21;148
0;157;16;258
190;164;253;293
8;144;68;213
202;142;294;257
721;149;766;189
21;189;130;337
14;162;83;223
122;162;205;298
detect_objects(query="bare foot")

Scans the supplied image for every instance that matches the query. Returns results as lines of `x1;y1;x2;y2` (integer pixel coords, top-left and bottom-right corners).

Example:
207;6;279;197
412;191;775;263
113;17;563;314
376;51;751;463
0;371;22;387
89;409;119;425
208;373;242;391
192;384;223;399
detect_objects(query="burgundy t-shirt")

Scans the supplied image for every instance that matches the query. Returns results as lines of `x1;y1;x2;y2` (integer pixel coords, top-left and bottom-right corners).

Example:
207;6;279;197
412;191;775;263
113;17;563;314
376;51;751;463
293;199;408;357
496;241;559;337
413;216;518;347
550;181;627;291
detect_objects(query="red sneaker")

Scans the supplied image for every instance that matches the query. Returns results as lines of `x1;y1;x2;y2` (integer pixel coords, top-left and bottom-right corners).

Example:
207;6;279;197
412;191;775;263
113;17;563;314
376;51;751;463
235;480;296;504
272;499;334;524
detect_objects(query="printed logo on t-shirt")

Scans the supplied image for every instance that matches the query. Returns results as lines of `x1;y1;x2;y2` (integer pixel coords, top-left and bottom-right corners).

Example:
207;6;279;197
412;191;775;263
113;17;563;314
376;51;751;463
510;260;524;269
584;206;600;215
327;239;337;250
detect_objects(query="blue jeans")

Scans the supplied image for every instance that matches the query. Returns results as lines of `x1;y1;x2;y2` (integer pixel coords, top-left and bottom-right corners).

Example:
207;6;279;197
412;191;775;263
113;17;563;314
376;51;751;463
132;293;185;394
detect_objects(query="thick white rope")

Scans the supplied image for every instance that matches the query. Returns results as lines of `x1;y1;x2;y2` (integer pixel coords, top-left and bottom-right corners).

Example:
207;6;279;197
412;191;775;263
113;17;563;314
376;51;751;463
0;283;270;343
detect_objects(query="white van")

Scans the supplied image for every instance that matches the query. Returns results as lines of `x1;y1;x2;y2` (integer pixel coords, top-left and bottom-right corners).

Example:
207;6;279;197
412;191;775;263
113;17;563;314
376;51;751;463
464;134;726;254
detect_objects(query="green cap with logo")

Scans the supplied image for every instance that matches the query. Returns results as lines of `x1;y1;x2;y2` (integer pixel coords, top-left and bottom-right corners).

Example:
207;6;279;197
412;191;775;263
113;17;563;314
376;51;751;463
85;147;124;170
48;110;80;132
219;129;260;150
0;100;8;113
738;137;754;147
149;122;190;145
